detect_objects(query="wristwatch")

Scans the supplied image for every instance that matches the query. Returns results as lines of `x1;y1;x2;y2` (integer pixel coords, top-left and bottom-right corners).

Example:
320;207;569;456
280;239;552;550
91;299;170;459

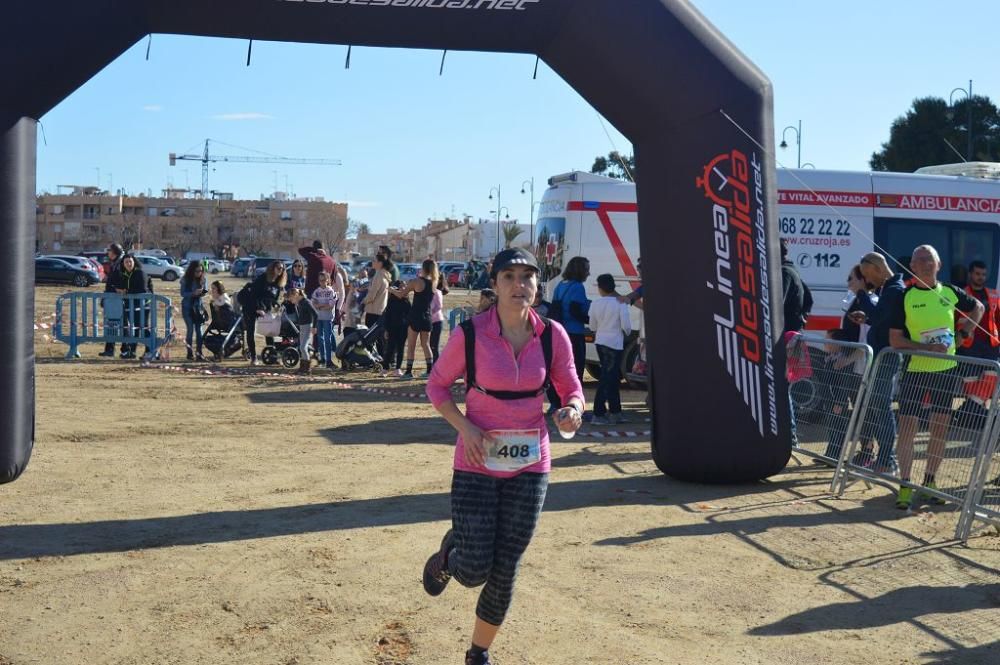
566;403;583;416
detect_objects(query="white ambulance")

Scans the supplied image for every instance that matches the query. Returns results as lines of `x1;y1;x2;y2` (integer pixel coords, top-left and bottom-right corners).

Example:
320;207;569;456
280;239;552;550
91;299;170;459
535;164;1000;379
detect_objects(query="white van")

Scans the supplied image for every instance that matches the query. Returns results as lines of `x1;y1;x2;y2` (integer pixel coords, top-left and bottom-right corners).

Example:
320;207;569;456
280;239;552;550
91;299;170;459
535;165;1000;379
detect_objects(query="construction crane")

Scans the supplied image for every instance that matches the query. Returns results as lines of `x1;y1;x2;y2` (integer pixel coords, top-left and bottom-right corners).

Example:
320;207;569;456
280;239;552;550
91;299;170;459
169;139;341;198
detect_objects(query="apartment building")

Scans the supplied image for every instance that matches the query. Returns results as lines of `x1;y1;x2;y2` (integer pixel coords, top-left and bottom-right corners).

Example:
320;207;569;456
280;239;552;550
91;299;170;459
36;187;348;259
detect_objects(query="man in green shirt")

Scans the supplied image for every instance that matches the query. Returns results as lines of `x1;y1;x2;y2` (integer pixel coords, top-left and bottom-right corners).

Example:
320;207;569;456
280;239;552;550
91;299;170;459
889;245;984;509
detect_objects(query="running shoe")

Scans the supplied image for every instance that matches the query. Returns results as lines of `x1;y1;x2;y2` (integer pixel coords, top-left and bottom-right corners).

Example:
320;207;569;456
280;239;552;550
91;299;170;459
98;350;115;358
918;482;947;506
465;649;493;665
590;416;610;426
422;529;454;597
250;359;263;367
895;486;913;510
400;372;414;381
850;449;874;468
611;413;628;425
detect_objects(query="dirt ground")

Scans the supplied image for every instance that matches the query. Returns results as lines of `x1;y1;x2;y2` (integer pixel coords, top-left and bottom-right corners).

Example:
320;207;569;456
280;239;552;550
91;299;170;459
1;279;998;665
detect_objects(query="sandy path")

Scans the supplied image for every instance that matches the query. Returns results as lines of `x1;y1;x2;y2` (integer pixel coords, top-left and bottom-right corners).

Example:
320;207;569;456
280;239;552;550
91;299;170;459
1;282;997;665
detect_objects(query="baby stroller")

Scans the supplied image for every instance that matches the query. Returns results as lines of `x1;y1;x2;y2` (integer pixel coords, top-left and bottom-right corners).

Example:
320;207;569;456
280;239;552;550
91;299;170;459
203;301;244;361
259;310;308;369
336;318;385;371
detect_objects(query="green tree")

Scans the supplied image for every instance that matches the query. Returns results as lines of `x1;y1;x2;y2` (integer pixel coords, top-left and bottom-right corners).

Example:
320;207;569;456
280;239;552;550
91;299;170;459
591;151;637;182
502;221;523;249
871;96;1000;171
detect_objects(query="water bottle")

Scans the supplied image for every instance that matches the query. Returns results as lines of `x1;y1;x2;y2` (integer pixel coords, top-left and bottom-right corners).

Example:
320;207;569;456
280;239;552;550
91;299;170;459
556;409;577;440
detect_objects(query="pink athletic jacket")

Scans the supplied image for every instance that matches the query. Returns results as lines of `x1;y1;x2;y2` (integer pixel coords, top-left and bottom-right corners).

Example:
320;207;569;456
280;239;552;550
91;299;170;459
426;308;584;478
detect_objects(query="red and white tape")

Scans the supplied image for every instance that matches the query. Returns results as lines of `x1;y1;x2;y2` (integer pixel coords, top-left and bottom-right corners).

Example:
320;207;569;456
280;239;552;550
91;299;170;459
577;429;651;439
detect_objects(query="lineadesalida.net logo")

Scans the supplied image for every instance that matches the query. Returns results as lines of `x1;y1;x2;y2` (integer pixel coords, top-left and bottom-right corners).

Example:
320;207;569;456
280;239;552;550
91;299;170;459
696;149;778;437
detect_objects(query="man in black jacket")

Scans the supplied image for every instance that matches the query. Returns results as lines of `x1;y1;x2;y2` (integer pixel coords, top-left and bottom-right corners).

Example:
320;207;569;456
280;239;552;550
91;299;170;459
98;243;125;357
781;239;813;334
847;252;905;472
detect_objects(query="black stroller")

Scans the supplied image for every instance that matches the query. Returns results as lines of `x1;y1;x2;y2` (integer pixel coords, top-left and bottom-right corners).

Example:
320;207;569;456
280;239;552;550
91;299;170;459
203;300;244;361
335;318;385;371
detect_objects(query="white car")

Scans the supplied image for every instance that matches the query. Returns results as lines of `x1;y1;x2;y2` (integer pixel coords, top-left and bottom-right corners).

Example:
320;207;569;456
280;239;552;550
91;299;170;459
136;255;183;281
204;259;227;274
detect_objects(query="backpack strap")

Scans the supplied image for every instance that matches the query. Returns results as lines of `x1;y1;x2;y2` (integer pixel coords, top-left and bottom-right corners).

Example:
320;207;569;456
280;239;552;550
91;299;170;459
539;316;553;392
463;316;553;400
461;319;477;393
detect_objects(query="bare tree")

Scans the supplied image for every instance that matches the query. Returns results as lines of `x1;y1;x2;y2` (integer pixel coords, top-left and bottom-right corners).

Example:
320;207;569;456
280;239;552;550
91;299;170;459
119;211;143;252
233;210;270;256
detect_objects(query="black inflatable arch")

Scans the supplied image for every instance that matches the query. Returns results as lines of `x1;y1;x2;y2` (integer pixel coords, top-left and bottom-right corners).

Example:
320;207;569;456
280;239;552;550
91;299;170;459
2;0;790;485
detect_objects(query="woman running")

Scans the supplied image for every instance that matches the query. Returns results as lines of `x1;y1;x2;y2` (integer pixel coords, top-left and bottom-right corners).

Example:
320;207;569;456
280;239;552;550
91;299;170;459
423;247;584;665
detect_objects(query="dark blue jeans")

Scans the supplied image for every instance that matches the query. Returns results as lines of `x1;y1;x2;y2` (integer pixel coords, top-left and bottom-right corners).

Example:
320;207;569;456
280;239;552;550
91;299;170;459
865;353;899;468
593;344;623;417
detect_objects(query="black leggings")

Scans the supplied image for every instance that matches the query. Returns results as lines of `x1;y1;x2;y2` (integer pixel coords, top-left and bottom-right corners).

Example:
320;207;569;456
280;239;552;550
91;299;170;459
365;313;385;358
449;470;549;626
244;315;273;360
384;323;407;370
430;320;443;363
549;332;587;409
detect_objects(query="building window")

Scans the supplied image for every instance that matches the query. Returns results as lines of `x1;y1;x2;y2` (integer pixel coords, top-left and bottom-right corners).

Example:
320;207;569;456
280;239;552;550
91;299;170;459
278;228;294;242
148;207;158;216
83;206;99;219
280;210;292;220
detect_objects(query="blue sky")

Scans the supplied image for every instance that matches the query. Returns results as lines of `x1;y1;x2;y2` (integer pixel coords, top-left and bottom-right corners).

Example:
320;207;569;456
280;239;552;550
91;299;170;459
37;0;1000;233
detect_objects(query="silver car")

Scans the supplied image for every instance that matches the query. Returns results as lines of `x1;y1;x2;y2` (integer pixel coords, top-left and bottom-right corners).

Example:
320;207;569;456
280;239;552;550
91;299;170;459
136;255;183;281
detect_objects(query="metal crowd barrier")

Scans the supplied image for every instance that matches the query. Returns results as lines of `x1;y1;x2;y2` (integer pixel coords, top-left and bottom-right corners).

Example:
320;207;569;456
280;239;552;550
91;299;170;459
827;348;1000;542
448;307;471;332
785;332;874;467
54;292;174;360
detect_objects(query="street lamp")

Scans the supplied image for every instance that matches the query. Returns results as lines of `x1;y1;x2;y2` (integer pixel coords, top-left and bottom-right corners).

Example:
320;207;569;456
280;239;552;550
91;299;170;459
949;79;973;161
492;207;511;248
521;177;535;248
779;120;802;168
488;186;501;255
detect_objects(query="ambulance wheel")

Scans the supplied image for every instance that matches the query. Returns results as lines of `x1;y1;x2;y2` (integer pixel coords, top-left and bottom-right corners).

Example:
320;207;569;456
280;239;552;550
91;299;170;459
585;361;602;381
622;339;643;389
261;347;278;365
281;347;300;368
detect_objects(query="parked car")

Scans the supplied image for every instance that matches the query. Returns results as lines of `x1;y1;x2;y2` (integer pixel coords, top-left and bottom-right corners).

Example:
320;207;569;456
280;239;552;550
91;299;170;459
230;257;254;277
79;250;113;274
135;255;183;281
203;259;226;274
43;255;106;282
35;257;100;287
397;263;420;282
250;257;276;279
445;265;465;287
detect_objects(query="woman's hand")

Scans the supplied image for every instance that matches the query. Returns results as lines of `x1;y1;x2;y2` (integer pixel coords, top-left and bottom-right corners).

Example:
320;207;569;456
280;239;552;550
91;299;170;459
460;423;495;467
553;406;583;435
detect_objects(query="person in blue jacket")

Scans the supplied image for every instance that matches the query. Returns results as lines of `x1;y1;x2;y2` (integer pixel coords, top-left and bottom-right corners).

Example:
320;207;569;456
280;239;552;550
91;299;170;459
180;261;208;360
552;256;591;384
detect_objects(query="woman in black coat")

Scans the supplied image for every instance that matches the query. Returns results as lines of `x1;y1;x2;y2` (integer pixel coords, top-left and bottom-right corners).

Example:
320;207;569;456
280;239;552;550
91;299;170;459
110;254;149;359
244;261;287;365
98;243;125;357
